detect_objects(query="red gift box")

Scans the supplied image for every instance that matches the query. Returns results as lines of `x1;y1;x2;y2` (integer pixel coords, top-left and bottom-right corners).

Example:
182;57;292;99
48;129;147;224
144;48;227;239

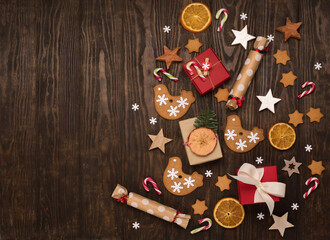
237;166;280;205
182;48;230;95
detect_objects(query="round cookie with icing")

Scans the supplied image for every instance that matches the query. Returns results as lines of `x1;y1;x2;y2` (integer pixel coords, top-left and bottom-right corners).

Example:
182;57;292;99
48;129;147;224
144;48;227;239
154;84;195;120
163;156;203;196
224;115;264;153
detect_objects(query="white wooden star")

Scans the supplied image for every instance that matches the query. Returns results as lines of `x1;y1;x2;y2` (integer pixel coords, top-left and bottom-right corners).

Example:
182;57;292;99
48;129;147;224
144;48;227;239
269;212;294;237
256;89;281;113
231;25;255;49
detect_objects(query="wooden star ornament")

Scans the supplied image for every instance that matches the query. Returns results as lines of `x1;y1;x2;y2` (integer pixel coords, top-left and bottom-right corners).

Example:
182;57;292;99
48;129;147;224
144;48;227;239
214;88;229;102
282;156;302;177
273;50;290;65
256;89;281;113
276;17;302;42
288;110;304;127
280;71;297;87
156;46;183;69
308;160;325;175
306;107;324;122
215;175;232;191
185;38;203;53
148;128;172;153
269;212;294;237
192;199;208;215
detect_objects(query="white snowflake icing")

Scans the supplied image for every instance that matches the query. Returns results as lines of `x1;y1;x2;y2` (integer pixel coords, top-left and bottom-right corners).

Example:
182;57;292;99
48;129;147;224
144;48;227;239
132;221;140;229
247;132;260;143
171;182;183;193
132;103;139;111
314;62;322;70
305;144;312;152
267;34;274;42
167;168;178;180
183;177;195;188
257;212;264;220
235;139;247;151
177;97;189;109
225;129;237;140
255;157;263;164
149;117;157;125
163;25;171;33
167;106;179;117
291;203;299;210
156;94;168;106
205;170;213;177
240;12;248;20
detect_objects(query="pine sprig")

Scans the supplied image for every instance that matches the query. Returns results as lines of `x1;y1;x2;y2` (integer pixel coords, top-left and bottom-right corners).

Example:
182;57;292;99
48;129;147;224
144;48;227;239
194;110;218;132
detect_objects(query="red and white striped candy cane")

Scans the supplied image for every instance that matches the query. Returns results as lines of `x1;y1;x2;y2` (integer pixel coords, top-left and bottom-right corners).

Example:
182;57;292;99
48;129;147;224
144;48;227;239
215;8;228;32
298;81;315;99
186;62;206;80
143;177;162;195
190;218;212;234
153;68;178;82
303;177;319;199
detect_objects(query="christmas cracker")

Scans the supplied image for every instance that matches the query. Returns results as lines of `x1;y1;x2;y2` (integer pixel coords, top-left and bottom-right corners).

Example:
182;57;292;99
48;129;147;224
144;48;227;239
112;184;191;229
226;36;269;110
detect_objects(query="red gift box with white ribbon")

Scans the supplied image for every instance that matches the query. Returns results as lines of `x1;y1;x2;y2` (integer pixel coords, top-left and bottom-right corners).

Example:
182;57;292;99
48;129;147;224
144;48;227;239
182;48;230;95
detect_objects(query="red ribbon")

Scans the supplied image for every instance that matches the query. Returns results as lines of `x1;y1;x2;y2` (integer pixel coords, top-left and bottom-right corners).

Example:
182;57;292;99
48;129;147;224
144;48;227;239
232;97;245;107
115;194;128;203
173;211;182;222
255;46;270;53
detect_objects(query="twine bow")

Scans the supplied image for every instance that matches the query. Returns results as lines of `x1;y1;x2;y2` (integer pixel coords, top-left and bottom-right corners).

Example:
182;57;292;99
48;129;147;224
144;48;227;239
228;163;286;215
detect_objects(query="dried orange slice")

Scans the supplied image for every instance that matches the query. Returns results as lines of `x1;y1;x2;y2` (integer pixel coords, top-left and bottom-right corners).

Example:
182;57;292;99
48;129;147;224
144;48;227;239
187;127;217;156
268;123;296;150
180;3;212;33
213;198;245;229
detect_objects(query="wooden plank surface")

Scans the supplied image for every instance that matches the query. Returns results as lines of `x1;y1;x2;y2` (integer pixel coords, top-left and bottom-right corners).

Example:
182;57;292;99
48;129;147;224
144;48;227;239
0;0;329;239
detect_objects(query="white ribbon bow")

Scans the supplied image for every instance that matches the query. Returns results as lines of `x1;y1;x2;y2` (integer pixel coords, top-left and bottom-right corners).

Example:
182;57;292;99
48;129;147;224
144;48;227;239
228;163;286;215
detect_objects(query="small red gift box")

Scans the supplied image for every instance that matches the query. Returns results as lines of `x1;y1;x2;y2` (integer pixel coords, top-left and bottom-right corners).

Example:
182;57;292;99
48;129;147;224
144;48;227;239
182;48;230;95
237;166;279;205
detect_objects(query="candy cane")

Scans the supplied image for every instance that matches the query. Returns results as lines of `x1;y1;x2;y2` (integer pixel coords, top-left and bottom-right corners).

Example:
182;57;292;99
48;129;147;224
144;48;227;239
186;62;206;80
153;68;178;82
298;81;315;99
190;218;212;234
303;177;319;199
143;177;162;195
215;8;228;32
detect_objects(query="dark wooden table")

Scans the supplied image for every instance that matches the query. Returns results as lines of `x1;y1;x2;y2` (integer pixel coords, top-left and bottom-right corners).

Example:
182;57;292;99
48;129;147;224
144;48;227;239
0;0;329;239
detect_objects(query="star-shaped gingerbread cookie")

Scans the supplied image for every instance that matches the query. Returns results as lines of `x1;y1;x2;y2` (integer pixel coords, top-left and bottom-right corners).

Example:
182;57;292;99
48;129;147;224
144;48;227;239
185;38;203;53
306;107;324;122
214;88;230;102
308;160;325;175
192;199;208;215
215;175;232;191
156;46;183;69
288;110;304;127
282;156;302;177
276;17;302;42
273;50;290;65
148;129;172;153
280;71;297;87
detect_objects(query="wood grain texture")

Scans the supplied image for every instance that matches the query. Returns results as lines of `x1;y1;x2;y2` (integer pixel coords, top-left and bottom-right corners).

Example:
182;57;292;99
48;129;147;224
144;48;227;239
0;0;329;239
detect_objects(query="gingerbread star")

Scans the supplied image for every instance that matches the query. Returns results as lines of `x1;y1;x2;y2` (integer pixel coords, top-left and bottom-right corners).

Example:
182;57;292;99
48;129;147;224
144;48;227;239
192;199;208;215
215;175;232;191
276;17;302;42
282;156;302;177
288;110;304;127
273;50;290;65
148;129;172;153
306;107;324;122
308;160;325;175
280;71;297;87
185;38;203;53
156;46;183;69
214;88;230;102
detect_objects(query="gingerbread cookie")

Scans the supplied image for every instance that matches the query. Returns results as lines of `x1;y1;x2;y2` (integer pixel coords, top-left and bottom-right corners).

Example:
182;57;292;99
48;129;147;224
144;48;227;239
308;160;325;175
224;115;264;153
273;50;290;65
306;107;324;122
276;17;302;42
156;46;183;69
154;84;195;120
214;88;229;102
185;38;203;53
288;110;304;127
191;199;208;215
280;71;297;87
215;175;232;191
163;156;203;196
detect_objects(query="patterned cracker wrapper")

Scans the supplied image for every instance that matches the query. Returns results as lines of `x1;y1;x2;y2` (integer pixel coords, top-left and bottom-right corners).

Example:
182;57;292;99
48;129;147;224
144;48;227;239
112;184;191;229
226;37;268;110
